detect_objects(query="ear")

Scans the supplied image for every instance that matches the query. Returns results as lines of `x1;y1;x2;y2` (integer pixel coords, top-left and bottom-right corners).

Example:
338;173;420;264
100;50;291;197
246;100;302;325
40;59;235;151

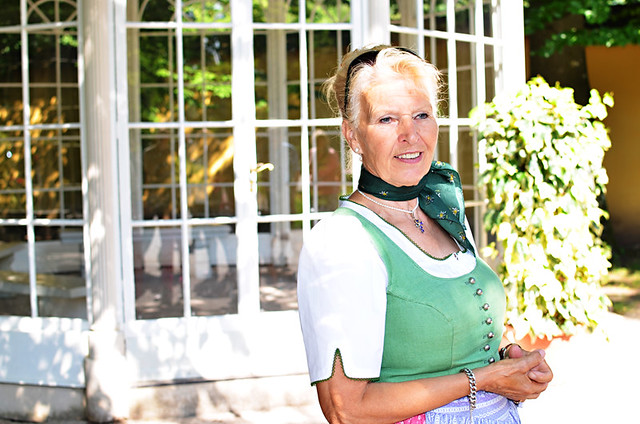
342;119;360;152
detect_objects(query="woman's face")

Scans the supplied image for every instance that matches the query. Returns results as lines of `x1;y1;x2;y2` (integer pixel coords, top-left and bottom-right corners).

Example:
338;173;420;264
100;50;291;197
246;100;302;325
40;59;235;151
345;77;438;187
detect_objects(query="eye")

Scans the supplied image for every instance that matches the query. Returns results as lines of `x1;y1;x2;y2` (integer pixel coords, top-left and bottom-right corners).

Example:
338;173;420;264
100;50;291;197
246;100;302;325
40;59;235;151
415;112;429;120
379;116;392;124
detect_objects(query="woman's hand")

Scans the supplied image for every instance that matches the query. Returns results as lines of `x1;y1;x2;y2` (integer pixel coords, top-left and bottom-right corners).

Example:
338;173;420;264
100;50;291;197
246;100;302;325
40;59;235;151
506;344;553;384
476;347;553;403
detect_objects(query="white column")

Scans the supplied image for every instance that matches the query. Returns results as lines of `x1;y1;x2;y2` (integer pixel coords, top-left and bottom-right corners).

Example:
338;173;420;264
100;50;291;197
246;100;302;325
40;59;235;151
496;0;526;92
266;1;292;267
352;0;391;47
232;0;260;315
81;0;130;421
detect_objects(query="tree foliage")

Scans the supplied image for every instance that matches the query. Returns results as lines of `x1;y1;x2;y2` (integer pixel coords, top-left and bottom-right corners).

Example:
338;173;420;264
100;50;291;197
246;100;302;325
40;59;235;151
472;77;613;339
525;0;640;57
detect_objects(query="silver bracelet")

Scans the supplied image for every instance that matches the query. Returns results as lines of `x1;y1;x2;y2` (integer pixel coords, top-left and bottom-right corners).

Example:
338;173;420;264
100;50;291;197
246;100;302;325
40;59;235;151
460;368;477;421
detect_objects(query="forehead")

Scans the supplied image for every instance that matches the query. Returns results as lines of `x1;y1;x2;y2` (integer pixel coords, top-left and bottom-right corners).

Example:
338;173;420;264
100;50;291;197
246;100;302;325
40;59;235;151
363;77;432;110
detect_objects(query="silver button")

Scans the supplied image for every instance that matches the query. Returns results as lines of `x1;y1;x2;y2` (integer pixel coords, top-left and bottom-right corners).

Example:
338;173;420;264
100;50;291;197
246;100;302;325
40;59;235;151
484;344;491;351
476;288;483;296
468;277;476;284
485;317;493;325
483;303;490;311
487;332;495;338
488;357;496;364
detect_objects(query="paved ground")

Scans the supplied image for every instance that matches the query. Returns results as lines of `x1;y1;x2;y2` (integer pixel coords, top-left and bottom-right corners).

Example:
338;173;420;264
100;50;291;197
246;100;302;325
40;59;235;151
1;312;637;424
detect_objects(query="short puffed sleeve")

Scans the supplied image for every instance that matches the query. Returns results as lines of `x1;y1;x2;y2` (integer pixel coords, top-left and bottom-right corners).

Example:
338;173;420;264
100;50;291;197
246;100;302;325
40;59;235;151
297;211;388;384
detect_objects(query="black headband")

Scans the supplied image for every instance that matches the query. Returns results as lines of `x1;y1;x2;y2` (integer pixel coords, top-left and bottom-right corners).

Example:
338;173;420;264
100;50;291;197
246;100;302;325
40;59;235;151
343;47;421;116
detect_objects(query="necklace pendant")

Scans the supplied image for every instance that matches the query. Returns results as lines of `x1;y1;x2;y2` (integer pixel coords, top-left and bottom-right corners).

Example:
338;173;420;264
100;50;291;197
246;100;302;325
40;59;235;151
414;218;425;233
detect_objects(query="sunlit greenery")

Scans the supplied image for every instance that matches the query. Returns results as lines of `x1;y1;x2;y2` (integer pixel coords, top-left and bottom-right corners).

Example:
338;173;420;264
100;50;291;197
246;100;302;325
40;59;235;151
472;77;614;339
525;0;640;57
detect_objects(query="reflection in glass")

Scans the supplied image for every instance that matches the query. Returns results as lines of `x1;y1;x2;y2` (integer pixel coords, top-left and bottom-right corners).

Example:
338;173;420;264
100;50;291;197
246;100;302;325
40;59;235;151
186;128;235;218
259;220;302;312
190;225;238;316
134;31;179;123
133;224;240;318
36;226;86;318
310;127;348;213
134;226;184;319
182;31;232;121
0;136;26;220
253;0;299;24
0;226;30;317
0;225;86;319
436;127;451;165
182;1;231;24
457;128;476;188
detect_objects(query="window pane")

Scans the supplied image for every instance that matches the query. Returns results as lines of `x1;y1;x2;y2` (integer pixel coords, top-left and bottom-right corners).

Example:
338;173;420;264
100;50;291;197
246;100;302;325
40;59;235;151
256;126;303;216
0;132;26;219
32;134;60;190
254;0;298;24
190;224;238;316
456;41;473;118
306;0;350;23
0;2;20;26
259;234;300;312
186;128;235;218
254;31;302;121
182;1;231;23
485;44;496;101
133;30;179;122
457;128;476;188
182;31;232;121
137;129;181;219
61;87;80;122
455;1;472;35
310;126;348;213
309;30;350;119
133;225;185;319
27;0;77;24
0;226;30;317
483;1;493;37
35;225;86;319
436;127;450;164
0;33;22;84
425;0;447;31
138;0;174;22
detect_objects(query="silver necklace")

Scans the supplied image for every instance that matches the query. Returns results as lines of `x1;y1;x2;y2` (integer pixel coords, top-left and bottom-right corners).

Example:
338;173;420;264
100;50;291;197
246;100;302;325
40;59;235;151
357;190;425;233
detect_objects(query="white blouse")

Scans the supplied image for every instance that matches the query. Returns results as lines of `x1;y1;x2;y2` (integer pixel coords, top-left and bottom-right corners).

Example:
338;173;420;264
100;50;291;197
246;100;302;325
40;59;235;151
297;200;478;384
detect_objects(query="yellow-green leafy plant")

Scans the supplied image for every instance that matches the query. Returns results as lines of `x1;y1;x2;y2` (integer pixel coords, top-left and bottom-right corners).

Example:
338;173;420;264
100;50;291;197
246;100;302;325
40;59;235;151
471;76;613;340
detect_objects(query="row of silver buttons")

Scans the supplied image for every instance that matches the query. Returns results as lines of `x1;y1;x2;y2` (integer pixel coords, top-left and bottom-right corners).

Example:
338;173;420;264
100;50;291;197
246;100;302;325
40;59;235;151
469;276;496;363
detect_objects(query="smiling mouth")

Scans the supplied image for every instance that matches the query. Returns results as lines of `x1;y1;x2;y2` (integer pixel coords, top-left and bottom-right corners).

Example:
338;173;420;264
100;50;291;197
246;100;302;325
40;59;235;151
396;152;421;159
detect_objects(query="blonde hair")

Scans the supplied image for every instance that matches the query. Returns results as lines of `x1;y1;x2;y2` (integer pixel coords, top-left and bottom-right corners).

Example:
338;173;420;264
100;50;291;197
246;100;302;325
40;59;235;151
323;45;442;127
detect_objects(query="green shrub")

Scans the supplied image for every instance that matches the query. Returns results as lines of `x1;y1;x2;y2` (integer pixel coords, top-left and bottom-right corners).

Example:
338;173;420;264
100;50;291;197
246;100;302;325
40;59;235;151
471;76;613;340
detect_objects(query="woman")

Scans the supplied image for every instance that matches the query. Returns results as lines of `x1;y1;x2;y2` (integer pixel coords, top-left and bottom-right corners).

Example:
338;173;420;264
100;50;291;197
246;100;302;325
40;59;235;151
297;45;553;424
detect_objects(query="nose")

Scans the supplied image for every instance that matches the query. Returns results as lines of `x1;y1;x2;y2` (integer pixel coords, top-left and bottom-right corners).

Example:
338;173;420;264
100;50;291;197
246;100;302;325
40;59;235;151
398;115;418;143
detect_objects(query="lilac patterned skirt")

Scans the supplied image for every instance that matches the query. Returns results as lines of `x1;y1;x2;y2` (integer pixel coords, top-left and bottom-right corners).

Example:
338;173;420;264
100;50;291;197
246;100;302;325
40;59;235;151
396;391;521;424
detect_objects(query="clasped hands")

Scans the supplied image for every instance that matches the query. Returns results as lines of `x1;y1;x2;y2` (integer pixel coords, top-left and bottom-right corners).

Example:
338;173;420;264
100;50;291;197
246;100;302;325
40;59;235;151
480;344;554;404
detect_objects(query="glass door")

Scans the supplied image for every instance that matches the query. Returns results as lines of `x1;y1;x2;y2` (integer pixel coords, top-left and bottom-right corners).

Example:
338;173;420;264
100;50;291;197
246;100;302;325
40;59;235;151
252;0;352;313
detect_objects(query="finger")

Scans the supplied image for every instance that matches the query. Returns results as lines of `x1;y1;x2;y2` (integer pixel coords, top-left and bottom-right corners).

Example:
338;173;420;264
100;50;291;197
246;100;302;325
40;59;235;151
516;349;545;370
507;344;523;359
528;369;553;383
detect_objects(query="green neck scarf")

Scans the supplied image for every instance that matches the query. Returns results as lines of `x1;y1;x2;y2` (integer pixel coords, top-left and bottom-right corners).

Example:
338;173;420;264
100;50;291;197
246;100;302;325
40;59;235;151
357;161;475;255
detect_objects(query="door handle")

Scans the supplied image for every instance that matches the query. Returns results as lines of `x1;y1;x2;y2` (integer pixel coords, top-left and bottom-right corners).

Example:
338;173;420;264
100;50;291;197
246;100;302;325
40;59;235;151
251;162;274;174
250;162;274;191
